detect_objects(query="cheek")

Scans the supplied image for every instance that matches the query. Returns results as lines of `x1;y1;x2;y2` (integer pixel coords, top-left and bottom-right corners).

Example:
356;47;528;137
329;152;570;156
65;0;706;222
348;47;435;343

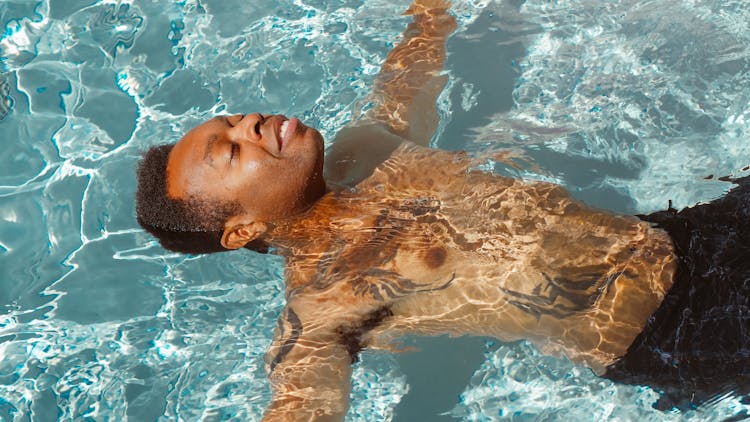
215;159;262;198
268;157;316;206
239;157;262;173
235;147;323;218
231;154;269;188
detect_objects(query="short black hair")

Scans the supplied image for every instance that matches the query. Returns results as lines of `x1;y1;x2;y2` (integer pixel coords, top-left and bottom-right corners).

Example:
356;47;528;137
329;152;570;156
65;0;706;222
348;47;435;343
135;144;268;254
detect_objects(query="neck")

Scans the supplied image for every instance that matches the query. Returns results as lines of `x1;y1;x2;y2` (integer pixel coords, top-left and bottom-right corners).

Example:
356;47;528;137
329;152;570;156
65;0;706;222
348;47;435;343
259;190;380;291
260;190;367;258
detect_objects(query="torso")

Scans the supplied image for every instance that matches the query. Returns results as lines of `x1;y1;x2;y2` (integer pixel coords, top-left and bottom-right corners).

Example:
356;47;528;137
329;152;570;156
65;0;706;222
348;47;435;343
276;142;677;372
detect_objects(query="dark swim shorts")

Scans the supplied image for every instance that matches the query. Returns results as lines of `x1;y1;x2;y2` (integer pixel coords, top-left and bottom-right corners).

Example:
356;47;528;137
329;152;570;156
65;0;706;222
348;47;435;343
604;176;750;410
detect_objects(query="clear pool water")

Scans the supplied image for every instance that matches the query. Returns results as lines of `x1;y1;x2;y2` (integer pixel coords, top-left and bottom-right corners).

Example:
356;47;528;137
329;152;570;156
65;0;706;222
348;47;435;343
2;0;749;420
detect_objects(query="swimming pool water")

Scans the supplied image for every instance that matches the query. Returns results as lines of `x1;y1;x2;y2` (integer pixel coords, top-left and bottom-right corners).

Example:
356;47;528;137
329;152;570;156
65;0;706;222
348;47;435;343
1;0;749;420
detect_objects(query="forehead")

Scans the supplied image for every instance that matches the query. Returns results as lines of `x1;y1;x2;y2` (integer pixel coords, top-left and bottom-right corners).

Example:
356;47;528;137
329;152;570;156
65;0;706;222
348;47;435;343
166;120;222;199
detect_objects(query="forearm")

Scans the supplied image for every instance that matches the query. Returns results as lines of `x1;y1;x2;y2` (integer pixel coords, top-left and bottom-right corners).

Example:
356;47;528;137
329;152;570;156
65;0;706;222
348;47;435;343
263;311;353;422
324;2;456;184
263;387;349;422
263;358;352;422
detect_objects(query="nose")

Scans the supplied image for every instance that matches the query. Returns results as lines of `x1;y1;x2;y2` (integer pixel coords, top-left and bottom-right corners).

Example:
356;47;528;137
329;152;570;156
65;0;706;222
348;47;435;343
227;113;265;142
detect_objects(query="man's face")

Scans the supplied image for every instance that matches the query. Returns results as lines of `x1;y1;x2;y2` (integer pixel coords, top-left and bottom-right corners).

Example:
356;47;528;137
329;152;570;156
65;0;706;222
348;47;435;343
166;113;326;224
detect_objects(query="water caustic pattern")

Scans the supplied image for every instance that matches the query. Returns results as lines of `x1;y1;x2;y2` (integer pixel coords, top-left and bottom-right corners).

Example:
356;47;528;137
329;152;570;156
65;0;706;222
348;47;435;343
0;0;749;421
274;142;675;377
466;0;750;212
0;0;429;419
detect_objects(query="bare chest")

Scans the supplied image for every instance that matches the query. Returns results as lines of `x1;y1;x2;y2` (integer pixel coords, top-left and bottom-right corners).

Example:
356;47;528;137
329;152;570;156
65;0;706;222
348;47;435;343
291;197;464;303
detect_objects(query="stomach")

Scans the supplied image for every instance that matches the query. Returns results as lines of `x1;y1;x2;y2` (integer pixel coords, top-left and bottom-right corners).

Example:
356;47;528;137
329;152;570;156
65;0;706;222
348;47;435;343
1;0;748;420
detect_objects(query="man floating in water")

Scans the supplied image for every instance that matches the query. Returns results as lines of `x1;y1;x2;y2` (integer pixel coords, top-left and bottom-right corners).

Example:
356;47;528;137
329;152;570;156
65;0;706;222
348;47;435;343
135;0;750;419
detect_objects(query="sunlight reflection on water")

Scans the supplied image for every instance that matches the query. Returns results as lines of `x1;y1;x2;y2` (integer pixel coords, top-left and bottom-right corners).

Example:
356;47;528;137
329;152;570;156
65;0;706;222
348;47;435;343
1;0;748;420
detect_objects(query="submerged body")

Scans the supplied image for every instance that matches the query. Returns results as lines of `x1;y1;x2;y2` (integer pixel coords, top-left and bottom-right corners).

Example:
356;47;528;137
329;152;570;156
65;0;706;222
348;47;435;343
263;141;677;418
279;143;677;370
135;1;749;420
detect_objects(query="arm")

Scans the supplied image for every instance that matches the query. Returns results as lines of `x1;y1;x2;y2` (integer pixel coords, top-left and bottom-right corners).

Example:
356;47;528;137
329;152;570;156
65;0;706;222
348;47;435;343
324;0;456;186
365;0;456;145
263;305;353;421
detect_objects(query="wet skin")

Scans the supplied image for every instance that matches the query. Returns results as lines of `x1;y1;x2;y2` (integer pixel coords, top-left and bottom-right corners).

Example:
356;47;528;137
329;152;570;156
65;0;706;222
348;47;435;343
156;2;678;420
166;113;326;248
164;116;677;422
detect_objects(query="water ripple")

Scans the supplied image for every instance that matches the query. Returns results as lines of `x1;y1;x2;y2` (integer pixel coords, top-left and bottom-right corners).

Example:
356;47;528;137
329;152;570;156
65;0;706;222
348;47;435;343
0;76;12;120
88;3;143;57
5;0;748;420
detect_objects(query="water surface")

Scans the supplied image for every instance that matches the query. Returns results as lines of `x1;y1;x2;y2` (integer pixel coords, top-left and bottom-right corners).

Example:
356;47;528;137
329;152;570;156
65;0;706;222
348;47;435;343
1;0;749;420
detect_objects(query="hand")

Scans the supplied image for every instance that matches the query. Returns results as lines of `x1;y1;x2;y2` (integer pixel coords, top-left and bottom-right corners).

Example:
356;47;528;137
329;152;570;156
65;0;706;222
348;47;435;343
404;0;451;15
404;0;456;36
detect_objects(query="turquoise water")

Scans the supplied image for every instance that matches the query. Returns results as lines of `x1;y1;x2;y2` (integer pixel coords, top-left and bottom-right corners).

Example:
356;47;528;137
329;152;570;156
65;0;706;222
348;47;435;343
1;0;749;420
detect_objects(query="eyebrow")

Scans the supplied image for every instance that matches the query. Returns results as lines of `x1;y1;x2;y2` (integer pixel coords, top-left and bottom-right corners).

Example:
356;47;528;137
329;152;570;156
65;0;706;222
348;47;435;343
203;134;218;166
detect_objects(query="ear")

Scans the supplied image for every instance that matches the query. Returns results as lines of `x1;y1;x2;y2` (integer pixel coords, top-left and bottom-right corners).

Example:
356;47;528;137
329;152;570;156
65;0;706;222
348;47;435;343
221;216;268;250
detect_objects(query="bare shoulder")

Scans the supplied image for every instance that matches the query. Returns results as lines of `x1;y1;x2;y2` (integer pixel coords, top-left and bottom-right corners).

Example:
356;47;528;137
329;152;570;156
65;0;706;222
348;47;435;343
324;123;406;187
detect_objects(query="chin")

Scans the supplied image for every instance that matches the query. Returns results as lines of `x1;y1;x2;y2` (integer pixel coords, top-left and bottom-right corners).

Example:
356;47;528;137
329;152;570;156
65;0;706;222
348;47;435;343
307;127;325;148
305;128;325;168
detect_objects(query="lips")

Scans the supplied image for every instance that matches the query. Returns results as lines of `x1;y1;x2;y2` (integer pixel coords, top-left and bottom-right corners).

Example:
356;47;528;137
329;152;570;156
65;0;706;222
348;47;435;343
283;118;299;143
271;116;302;153
272;116;285;152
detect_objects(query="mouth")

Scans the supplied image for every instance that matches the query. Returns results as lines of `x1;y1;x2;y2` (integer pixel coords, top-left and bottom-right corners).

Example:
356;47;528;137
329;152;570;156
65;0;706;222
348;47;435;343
275;117;301;152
